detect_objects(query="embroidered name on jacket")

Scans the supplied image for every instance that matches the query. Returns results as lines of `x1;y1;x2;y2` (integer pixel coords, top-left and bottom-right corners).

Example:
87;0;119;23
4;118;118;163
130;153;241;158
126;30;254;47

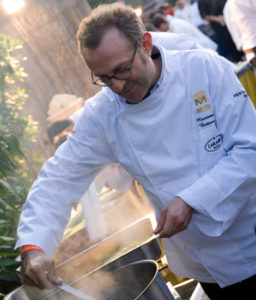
196;114;215;128
233;90;249;100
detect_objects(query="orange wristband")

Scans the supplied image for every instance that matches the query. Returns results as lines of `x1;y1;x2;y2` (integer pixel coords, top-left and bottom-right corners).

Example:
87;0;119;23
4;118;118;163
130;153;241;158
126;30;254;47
20;245;44;255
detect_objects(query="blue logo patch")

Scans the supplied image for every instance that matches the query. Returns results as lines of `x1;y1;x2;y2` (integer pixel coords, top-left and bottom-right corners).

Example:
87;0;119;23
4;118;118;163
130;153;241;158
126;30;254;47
205;134;223;152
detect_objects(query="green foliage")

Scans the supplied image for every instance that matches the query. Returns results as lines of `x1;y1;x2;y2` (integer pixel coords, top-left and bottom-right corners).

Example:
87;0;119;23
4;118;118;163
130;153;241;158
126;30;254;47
0;240;21;294
0;34;38;143
0;135;24;294
125;0;151;7
87;0;115;8
0;135;25;235
166;0;177;7
88;0;155;9
0;34;42;294
0;33;41;216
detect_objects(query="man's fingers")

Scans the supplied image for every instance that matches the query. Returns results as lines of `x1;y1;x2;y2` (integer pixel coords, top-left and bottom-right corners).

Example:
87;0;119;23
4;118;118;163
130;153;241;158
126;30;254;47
22;268;46;289
156;197;194;238
24;264;53;289
154;207;167;234
160;212;175;237
33;266;54;289
21;250;60;290
21;274;38;287
45;259;63;285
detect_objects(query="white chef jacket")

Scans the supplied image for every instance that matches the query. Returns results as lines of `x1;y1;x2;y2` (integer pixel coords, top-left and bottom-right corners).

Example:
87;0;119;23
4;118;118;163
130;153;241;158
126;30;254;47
224;0;256;62
16;46;256;287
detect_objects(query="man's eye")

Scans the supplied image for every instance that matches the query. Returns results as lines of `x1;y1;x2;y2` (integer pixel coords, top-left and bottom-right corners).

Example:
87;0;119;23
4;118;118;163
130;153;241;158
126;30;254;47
99;75;109;81
116;67;130;75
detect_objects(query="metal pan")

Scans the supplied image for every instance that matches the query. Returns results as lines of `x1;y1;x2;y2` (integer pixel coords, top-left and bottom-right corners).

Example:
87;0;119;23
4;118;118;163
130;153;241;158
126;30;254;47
56;214;163;283
5;215;164;300
42;260;175;300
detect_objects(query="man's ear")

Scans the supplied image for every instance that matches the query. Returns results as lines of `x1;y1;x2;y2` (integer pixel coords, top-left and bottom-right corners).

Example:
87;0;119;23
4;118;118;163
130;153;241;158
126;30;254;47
141;32;153;56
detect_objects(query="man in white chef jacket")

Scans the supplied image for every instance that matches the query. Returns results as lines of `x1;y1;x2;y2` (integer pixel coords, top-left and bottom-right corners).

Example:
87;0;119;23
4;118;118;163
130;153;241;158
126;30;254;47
17;3;256;299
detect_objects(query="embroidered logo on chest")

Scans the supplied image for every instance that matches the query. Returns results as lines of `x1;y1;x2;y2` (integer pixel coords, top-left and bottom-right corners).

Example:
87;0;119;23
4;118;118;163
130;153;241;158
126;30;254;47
205;134;223;152
193;90;211;114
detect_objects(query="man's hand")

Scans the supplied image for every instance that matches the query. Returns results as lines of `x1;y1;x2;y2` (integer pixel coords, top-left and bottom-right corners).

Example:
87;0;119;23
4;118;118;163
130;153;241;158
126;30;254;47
154;197;193;238
21;250;62;290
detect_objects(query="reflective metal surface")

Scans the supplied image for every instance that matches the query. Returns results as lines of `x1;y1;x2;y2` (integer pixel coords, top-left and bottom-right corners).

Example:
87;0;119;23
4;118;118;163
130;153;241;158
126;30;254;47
5;216;168;300
56;214;163;284
5;260;175;300
57;284;95;300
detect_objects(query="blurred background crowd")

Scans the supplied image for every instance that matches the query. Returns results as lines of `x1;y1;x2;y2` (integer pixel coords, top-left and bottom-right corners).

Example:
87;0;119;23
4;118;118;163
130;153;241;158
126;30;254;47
141;0;255;65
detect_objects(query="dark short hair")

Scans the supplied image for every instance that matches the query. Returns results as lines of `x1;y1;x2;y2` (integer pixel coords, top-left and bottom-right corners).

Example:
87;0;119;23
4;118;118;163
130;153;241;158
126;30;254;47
152;16;168;29
144;22;157;32
158;6;166;15
47;119;73;143
54;134;69;149
77;3;145;57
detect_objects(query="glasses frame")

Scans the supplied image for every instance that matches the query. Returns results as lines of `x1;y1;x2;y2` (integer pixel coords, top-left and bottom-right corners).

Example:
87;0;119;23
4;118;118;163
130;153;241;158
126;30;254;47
91;42;137;87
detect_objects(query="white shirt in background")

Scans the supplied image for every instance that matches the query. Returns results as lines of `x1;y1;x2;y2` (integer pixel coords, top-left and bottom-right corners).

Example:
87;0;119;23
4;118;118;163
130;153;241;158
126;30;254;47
224;0;256;62
166;15;217;51
175;2;208;27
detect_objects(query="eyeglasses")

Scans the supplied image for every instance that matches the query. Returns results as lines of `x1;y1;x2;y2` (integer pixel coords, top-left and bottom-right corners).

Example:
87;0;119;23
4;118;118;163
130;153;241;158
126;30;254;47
91;43;137;87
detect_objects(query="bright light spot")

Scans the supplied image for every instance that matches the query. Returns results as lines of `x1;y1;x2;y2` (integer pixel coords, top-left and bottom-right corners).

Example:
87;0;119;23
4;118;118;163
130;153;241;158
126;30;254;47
134;7;142;17
2;0;25;14
148;212;157;230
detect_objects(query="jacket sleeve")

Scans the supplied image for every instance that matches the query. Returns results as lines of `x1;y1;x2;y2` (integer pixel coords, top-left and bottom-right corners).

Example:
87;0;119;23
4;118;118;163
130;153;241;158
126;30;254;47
178;54;256;236
232;0;256;51
15;98;115;256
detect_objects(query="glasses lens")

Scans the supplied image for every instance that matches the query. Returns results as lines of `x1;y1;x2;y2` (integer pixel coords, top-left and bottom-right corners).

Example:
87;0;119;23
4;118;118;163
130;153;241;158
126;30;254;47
96;77;111;86
92;72;110;86
114;70;131;80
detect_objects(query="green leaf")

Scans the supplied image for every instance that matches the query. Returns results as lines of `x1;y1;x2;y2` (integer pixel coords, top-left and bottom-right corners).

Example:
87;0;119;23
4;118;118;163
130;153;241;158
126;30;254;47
4;135;24;159
0;236;15;242
0;258;19;267
0;220;8;225
0;253;18;257
0;246;15;251
0;197;13;210
0;272;19;281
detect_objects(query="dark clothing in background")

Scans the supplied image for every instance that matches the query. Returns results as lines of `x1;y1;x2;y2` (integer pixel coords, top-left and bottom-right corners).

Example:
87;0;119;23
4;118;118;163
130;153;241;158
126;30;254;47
198;0;244;62
200;274;256;300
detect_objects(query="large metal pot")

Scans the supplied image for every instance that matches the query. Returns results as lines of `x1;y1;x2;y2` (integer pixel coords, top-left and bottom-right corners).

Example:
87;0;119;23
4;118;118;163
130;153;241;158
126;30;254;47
6;260;175;300
56;214;164;284
5;216;168;300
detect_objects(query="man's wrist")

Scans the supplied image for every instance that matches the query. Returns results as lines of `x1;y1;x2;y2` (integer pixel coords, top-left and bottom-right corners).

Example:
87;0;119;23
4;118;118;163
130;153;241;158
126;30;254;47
20;245;44;258
244;47;256;66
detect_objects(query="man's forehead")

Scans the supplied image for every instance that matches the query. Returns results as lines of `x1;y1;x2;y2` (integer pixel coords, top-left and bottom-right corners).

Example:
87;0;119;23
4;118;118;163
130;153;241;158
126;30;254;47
99;27;133;50
84;28;134;73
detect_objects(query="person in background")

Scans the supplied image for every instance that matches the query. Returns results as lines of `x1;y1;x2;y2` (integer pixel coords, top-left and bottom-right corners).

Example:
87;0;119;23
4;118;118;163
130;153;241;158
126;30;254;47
174;0;202;26
152;15;170;33
198;0;244;62
151;12;217;51
163;2;175;16
16;3;256;299
47;113;136;242
223;0;256;67
47;119;74;149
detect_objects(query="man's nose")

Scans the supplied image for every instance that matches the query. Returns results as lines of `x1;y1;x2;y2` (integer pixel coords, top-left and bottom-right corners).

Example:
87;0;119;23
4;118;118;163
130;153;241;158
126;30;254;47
111;78;126;93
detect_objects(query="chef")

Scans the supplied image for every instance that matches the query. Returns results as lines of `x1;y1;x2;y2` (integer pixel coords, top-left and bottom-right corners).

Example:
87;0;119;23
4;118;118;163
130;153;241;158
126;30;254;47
17;3;256;299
